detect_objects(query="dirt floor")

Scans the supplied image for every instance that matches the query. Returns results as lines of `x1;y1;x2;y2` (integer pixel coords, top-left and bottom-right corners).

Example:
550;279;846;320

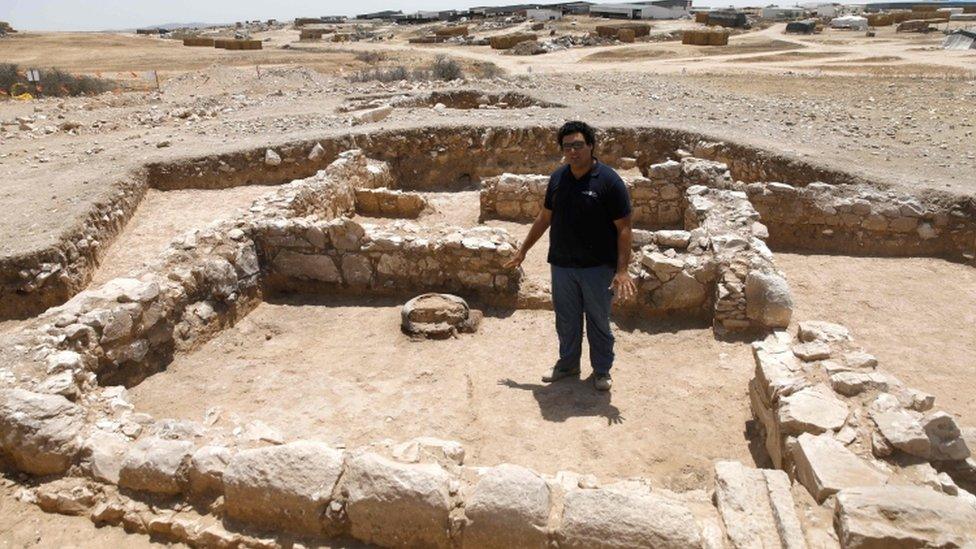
777;252;976;425
128;299;756;490
90;186;275;286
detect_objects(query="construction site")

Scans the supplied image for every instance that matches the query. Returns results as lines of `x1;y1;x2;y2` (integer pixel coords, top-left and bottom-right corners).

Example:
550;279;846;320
0;1;975;547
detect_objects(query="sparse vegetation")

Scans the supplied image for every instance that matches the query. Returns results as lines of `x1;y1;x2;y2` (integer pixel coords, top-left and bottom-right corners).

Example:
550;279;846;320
0;63;115;98
354;51;386;64
348;56;465;83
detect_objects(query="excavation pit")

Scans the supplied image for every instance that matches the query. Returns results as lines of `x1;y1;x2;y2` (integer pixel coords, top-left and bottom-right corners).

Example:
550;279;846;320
3;123;976;547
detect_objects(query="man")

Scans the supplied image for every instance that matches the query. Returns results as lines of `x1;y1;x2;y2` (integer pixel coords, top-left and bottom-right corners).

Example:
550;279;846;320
504;121;636;391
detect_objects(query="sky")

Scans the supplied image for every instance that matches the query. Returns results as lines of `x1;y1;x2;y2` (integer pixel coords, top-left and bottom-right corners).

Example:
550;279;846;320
2;0;775;32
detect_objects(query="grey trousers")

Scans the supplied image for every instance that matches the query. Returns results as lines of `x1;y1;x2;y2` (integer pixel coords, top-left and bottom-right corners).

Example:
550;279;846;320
551;264;616;374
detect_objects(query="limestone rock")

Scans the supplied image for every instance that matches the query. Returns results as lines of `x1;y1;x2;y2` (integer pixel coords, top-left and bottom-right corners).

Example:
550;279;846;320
655;230;691;248
792;341;831;361
777;384;849;436
871;408;930;458
923;411;971;461
745;270;793;329
352;105;392;125
392;437;465;467
188;445;231;496
264;149;281;166
462;464;550;549
273;250;340;282
35;478;96;516
340;254;373;286
0;389;85;475
713;461;806;549
798;321;851;344
342;451;453;548
835;486;976;548
224;440;344;536
654;271;706;310
558;483;702;548
791;433;887;503
401;293;481;339
82;430;131;484
118;438;193;495
830;371;889;397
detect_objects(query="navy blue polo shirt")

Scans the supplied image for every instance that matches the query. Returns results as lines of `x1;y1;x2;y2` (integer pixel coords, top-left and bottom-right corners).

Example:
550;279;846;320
544;160;632;269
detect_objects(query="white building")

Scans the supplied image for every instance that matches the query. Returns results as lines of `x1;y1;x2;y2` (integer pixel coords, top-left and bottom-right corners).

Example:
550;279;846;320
526;8;563;20
815;4;837;17
762;6;807;20
589;1;691;20
830;15;867;29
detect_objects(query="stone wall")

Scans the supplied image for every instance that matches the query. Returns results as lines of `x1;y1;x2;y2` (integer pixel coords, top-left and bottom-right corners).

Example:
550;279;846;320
684;185;793;333
749;321;976;546
745;181;976;263
355;188;428;218
256;218;521;302
0;176;146;320
479;157;725;230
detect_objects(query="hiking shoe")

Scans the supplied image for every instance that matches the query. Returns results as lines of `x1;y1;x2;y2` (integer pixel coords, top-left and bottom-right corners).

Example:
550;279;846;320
542;366;580;383
594;373;613;392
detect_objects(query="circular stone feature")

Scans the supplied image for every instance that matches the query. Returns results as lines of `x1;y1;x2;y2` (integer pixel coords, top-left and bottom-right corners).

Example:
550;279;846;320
401;293;482;339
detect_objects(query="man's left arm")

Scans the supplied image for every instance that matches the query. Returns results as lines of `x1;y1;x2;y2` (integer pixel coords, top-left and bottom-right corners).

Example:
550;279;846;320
612;216;636;301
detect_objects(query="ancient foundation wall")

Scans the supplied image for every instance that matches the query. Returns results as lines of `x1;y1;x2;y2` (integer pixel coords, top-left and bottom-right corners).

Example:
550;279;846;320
479;157;723;229
255;218;521;303
748;321;976;546
0;176;146;320
746;181;976;262
685;185;793;333
145;125;880;193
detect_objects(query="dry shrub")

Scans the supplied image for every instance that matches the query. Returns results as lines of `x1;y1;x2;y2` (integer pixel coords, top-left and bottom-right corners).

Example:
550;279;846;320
429;56;463;81
347;56;465;83
0;63;115;97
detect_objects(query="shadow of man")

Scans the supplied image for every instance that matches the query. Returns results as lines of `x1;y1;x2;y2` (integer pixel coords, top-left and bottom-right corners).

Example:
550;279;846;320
498;376;624;426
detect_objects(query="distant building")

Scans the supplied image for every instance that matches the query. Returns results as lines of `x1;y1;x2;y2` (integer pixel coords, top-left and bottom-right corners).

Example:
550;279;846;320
356;10;403;20
589;0;691;20
762;6;807;20
864;1;976;11
527;8;564;19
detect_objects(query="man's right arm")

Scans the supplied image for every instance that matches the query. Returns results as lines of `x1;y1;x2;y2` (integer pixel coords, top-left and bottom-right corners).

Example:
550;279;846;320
504;207;551;269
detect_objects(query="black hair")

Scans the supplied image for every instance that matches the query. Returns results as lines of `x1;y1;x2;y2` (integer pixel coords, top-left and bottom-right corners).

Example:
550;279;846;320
557;121;596;148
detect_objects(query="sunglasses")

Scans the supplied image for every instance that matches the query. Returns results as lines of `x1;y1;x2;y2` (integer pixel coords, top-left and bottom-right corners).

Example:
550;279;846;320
561;141;588;151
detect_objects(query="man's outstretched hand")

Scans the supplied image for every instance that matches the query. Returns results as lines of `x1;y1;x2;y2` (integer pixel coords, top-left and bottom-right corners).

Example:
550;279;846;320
611;270;636;302
503;251;526;270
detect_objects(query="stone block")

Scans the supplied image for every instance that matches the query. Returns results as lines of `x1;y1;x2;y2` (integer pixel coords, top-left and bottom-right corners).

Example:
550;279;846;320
224;440;344;536
830;371;889;396
713;461;806;549
343;451;453;548
188;445;231;497
798;321;851;344
462;464;550;549
777;384;849;436
558;483;702;548
273;250;340;282
0;389;85;475
791;433;887;503
835;486;976;548
745;270;793;329
871;408;930;457
118;438;193;495
923;411;971;461
82;430;131;484
792;341;831;361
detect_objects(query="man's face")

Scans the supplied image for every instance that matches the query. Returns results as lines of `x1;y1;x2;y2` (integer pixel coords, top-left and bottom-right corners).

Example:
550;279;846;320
561;132;592;166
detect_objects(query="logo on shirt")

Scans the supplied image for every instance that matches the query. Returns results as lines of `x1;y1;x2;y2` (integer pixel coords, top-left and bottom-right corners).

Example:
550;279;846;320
582;190;598;198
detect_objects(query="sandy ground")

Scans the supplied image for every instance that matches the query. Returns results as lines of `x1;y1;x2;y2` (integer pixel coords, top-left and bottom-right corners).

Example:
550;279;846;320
90;186;275;286
777;253;976;424
129;299;756;490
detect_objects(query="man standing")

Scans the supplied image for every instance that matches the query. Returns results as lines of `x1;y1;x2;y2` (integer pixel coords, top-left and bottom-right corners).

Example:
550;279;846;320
504;121;636;391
